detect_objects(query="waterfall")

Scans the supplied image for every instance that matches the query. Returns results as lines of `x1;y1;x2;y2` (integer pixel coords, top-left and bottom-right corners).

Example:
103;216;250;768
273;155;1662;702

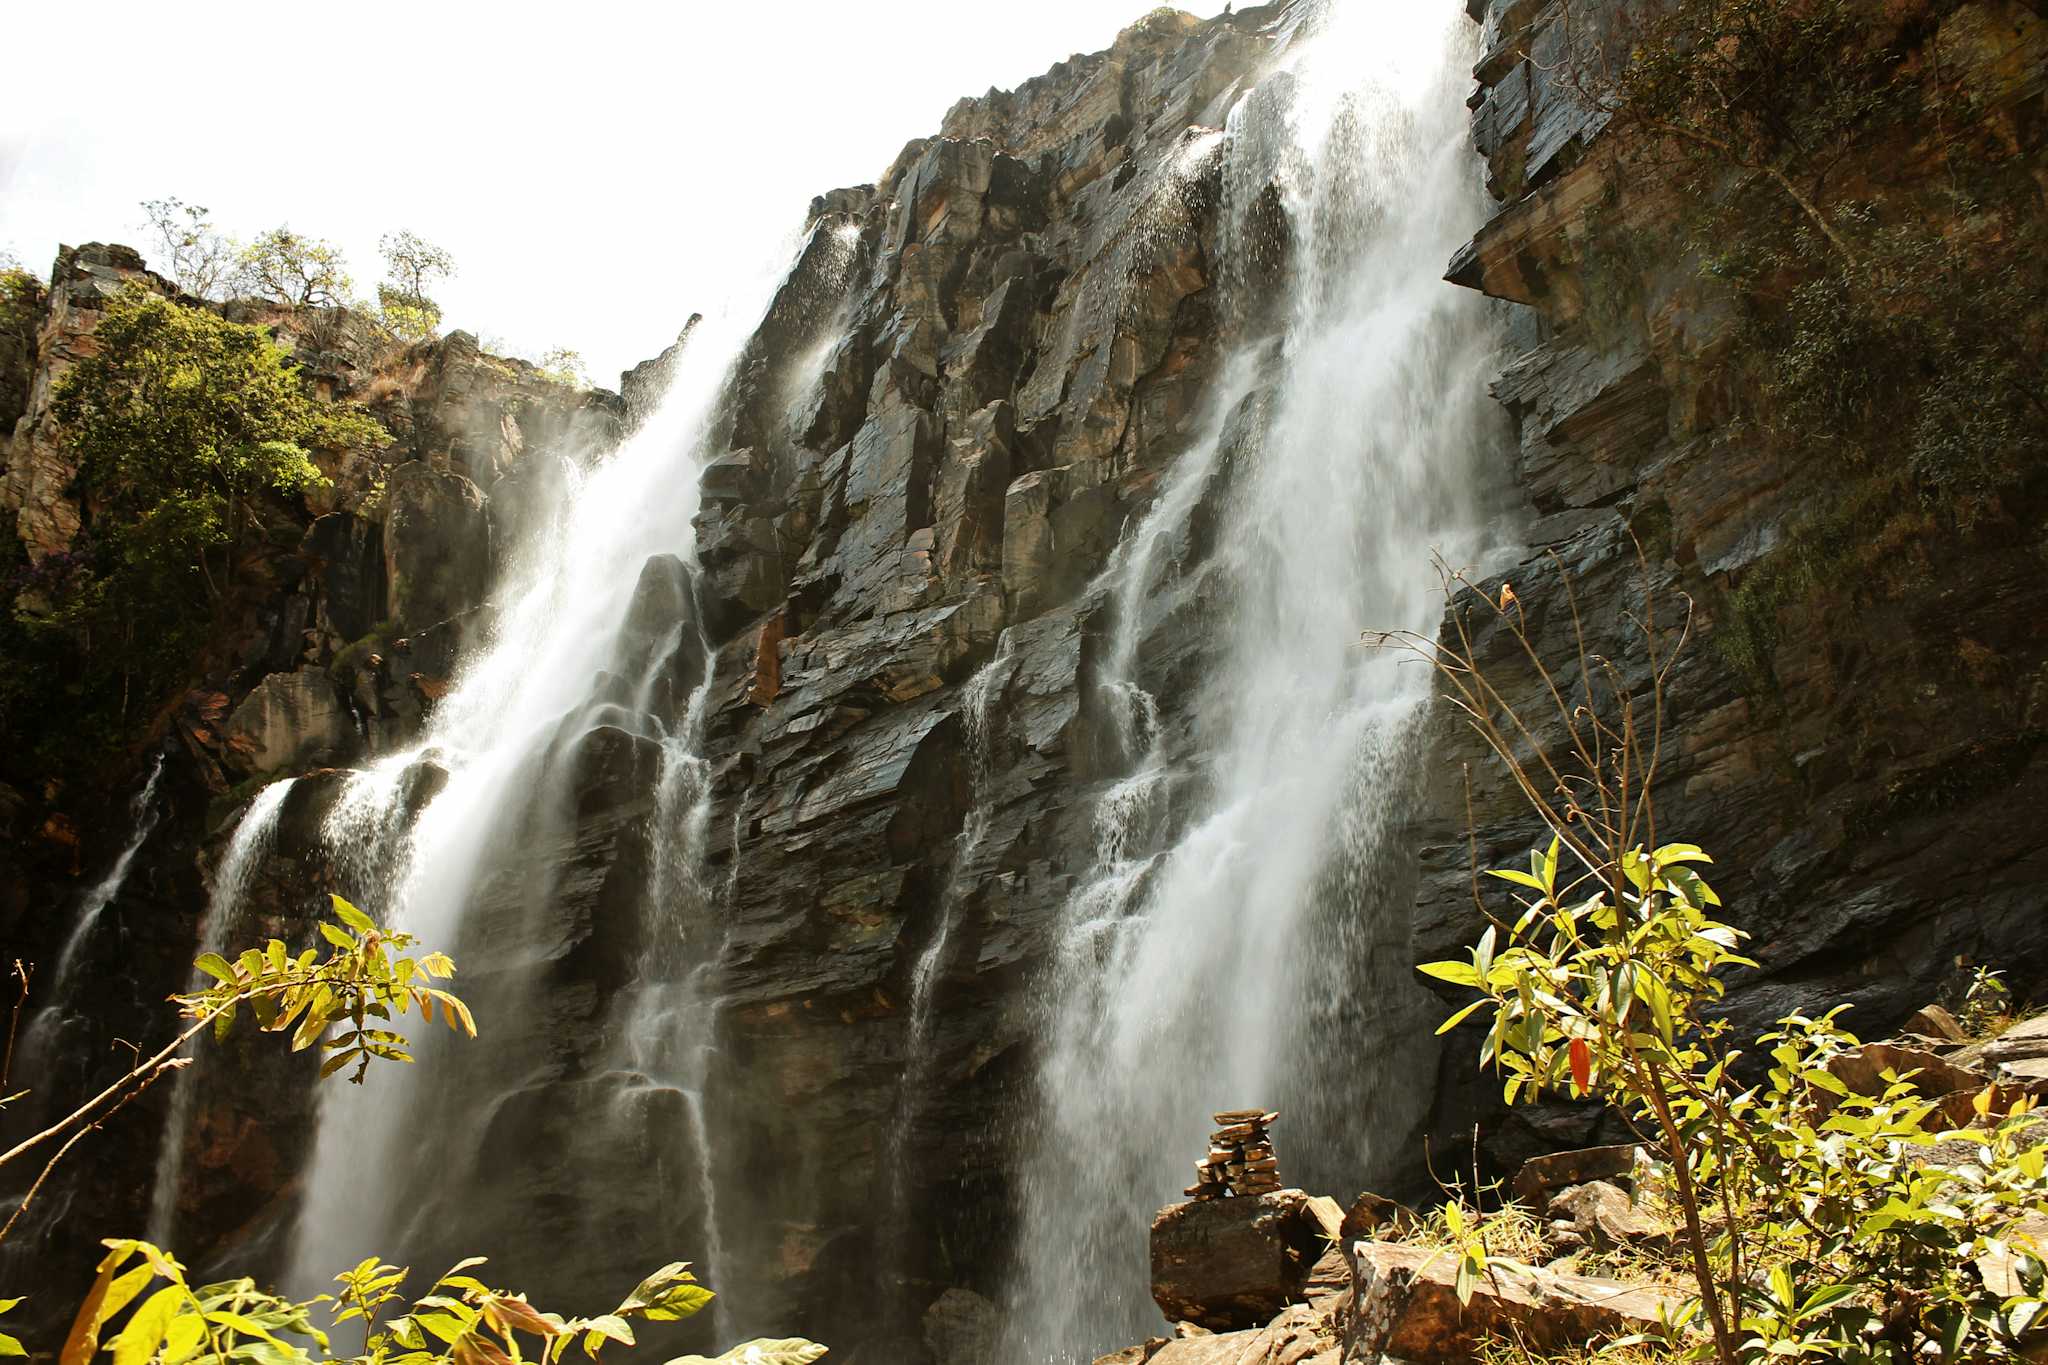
147;776;297;1246
0;753;166;1210
283;223;835;1309
1006;5;1502;1359
57;755;166;986
15;755;165;1071
883;631;1018;1310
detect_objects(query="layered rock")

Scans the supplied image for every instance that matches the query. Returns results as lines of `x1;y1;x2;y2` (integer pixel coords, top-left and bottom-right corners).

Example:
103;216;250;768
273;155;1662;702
1420;0;2048;1172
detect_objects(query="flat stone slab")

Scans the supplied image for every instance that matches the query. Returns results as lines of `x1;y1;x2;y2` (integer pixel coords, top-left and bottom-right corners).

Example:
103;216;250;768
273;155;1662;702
1347;1240;1684;1364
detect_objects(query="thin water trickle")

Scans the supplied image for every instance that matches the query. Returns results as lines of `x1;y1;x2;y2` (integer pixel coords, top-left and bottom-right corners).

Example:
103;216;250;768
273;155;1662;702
32;755;165;1031
1005;4;1504;1359
148;776;298;1246
4;754;167;1169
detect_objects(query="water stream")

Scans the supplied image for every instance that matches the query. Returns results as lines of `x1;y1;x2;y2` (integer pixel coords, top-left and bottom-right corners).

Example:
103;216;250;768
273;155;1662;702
280;221;844;1312
147;776;298;1246
1005;6;1503;1358
16;755;165;1072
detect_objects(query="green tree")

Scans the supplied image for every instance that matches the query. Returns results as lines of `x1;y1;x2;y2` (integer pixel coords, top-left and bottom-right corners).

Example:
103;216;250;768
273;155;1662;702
376;231;456;342
0;252;42;332
0;287;384;776
51;285;383;604
235;228;353;310
533;347;587;387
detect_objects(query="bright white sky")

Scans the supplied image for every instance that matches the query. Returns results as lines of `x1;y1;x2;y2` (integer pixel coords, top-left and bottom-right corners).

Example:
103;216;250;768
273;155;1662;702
0;0;1228;384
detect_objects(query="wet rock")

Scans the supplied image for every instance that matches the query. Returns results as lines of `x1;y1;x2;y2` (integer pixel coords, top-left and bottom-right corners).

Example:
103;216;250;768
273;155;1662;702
1150;1190;1323;1332
304;512;387;642
922;1287;1000;1365
383;460;491;630
222;671;355;777
1344;1240;1683;1364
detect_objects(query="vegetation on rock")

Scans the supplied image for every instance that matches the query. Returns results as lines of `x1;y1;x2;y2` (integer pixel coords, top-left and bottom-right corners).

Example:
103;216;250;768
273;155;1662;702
1563;0;2048;688
0;287;384;780
1402;576;2048;1364
376;232;456;343
0;895;826;1365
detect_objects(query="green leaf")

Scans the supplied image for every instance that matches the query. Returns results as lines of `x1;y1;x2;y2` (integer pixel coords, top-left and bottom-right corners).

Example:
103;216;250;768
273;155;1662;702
1487;868;1546;891
330;895;377;933
0;1335;22;1359
1436;1000;1488;1036
193;953;236;984
110;1287;182;1365
319;923;356;949
1417;961;1483;988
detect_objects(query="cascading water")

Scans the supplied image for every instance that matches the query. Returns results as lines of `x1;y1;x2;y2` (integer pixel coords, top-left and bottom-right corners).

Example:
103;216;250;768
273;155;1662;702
283;219;857;1318
148;775;298;1245
883;631;1017;1307
14;755;165;1074
1006;5;1504;1359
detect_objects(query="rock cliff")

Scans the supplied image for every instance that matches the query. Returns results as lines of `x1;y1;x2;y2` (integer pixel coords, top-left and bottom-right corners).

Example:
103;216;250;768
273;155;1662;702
1419;0;2048;1172
3;2;2045;1363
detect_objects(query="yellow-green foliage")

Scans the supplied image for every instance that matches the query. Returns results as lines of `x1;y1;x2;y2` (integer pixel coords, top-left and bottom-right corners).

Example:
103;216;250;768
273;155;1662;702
0;287;385;781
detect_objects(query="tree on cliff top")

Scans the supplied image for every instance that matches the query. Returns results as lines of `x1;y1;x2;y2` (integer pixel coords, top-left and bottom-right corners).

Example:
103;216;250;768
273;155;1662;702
377;230;456;342
51;285;384;604
234;227;354;310
139;198;241;302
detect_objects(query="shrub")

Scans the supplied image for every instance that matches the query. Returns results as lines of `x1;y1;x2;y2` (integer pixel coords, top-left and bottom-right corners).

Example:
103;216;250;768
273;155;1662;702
1392;572;2048;1365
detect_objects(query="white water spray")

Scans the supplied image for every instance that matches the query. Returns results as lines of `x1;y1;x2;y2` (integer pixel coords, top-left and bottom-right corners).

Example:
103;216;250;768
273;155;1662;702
148;776;298;1245
283;220;834;1304
1007;5;1503;1359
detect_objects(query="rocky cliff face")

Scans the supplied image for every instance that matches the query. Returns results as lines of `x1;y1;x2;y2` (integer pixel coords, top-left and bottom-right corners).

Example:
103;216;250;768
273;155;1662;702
6;1;2045;1361
0;246;617;1322
1418;0;2048;1172
3;5;1306;1354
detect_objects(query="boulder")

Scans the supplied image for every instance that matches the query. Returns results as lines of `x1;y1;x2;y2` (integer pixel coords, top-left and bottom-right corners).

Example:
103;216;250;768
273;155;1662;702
1957;1017;2048;1092
1338;1192;1422;1245
1092;1344;1166;1365
1344;1241;1683;1364
1903;1004;1969;1044
1545;1181;1671;1250
1829;1042;1992;1101
922;1287;1001;1365
1147;1304;1337;1365
1510;1145;1642;1206
1150;1191;1323;1331
222;670;355;777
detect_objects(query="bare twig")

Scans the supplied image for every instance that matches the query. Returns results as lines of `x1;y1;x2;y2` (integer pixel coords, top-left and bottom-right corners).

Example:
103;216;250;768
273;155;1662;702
2;959;28;1091
0;1055;188;1247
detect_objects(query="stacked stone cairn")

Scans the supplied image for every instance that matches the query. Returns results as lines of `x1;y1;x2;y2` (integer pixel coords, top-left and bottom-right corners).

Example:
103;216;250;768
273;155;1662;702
1184;1109;1281;1200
